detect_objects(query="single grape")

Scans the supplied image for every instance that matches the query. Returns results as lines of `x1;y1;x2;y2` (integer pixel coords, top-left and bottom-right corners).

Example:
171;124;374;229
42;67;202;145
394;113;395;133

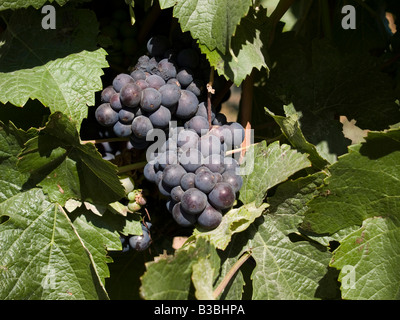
146;57;159;75
198;134;222;157
159;83;181;108
223;157;239;172
195;170;216;193
222;170;243;193
176;68;194;87
178;148;203;172
197;204;223;230
172;202;197;227
158;179;172;197
146;74;166;90
140;87;162;112
135;55;150;71
229;122;245;148
180;172;196;191
101;85;116;103
131;115;153;139
175;90;199;119
186;115;210;136
213;113;227;126
110;93;123;111
157;150;178;170
181;188;208;215
203;154;225;173
157;58;177;81
148;105;171;128
162;164;187;188
130;69;146;81
186;79;204;97
113;73;134;92
128;230;151;251
120;83;142;108
118;107;135;124
177;128;199;150
130;134;150;150
208;182;235;210
147;35;170;57
171;185;184;202
135;79;149;90
113;121;132;137
167;78;181;88
95;103;119;127
143;161;157;183
196;102;216;122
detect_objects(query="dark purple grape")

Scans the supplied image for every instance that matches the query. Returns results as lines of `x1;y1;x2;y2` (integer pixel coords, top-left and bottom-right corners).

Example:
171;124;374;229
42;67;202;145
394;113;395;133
172;202;197;227
101;85;116;102
195;102;216;121
177;48;200;69
158;58;177;80
224;157;239;172
159;84;181;108
113;121;132;137
144;162;157;183
130;69;146;81
171;185;184;202
146;57;160;75
128;230;151;251
95;103;119;127
203;154;225;173
130;135;150;150
208;182;235;210
180;172;196;190
157;150;178;170
195;166;212;175
222;170;243;193
140;87;162;112
146;74;166;90
110;93;123;111
113;73;134;92
120;83;142;108
149;105;171;128
135;79;149;90
181;188;207;214
229;122;245;148
175;90;199;119
176;68;194;87
158;179;172;196
118;107;135;124
213;113;227;126
147;35;170;57
167;78;181;88
162;164;187;188
179;148;203;173
197;204;222;230
195;170;216;193
186;79;204;97
177;129;199;150
186;115;210;136
135;55;150;71
131;115;153;139
198;134;222;157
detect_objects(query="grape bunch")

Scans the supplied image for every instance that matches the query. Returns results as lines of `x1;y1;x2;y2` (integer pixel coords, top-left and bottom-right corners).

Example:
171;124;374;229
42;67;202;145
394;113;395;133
94;33;246;232
143;122;245;230
94;34;227;149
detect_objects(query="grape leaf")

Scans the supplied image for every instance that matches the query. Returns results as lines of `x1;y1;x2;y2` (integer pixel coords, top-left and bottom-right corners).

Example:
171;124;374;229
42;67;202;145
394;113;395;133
17;112;126;206
302;128;400;234
0;188;109;299
233;214;332;299
0;7;108;128
172;0;252;54
239;140;312;207
0;0;69;11
140;238;219;300
190;202;268;250
199;6;270;86
331;216;400;300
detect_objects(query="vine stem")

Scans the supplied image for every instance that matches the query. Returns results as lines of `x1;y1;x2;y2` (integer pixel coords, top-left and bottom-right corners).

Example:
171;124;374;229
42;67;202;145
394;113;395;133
213;251;252;299
117;161;147;173
207;67;215;129
81;137;130;145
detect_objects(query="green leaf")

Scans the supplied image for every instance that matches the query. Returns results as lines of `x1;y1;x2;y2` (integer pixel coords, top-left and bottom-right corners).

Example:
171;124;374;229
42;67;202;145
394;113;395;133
140;238;219;300
172;0;252;54
0;7;108;128
199;6;270;86
0;121;32;203
239;140;311;207
266;104;331;169
0;188;109;299
302;128;400;234
331;216;400;300
235;214;332;299
191;202;268;250
17;112;126;206
0;0;69;11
